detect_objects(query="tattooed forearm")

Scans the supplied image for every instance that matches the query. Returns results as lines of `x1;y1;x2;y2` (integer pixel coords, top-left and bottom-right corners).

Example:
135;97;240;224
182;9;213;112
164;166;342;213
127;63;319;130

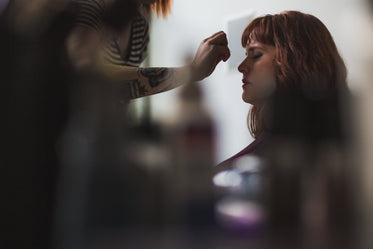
138;68;173;88
117;67;187;100
119;79;148;99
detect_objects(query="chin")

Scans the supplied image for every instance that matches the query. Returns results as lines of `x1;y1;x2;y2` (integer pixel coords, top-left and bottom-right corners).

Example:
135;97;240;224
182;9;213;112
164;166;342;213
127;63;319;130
242;94;252;104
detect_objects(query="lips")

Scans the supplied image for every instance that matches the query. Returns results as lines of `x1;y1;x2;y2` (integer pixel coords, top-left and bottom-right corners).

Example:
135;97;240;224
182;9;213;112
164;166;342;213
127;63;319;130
242;79;252;85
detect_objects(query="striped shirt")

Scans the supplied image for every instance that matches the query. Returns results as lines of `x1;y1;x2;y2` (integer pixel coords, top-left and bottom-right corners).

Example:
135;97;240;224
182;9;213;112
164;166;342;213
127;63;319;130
74;0;149;67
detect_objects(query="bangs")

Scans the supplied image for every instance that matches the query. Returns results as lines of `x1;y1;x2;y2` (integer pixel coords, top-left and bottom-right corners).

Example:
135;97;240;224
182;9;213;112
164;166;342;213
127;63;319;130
241;15;275;47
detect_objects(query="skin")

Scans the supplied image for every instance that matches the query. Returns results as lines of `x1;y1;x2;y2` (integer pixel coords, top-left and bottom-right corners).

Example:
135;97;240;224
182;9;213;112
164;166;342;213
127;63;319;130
67;0;230;100
238;40;277;106
68;24;230;99
106;31;230;99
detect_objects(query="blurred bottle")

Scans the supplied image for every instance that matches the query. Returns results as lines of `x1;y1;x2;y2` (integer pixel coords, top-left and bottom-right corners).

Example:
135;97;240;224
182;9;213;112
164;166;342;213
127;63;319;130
122;118;172;227
164;82;216;227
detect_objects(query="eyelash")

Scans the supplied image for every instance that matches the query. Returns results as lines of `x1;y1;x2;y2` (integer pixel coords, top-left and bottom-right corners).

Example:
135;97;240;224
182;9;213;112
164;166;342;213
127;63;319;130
252;53;262;59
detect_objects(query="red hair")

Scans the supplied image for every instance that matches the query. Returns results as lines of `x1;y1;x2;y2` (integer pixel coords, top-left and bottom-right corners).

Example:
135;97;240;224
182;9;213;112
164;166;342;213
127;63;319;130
143;0;173;18
241;11;348;138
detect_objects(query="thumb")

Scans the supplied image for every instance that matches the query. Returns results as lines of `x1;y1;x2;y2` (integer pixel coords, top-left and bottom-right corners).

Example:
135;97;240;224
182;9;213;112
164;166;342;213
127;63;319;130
216;46;230;62
222;47;231;62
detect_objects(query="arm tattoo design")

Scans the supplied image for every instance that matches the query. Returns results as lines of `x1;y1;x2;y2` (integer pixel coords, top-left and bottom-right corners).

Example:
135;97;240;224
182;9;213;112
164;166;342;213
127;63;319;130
119;68;175;100
139;68;172;88
119;79;148;99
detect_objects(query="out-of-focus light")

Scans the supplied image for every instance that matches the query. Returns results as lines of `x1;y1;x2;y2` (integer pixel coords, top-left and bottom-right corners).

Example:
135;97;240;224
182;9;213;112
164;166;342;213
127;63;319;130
233;155;261;173
0;0;9;14
215;197;264;231
213;170;242;188
124;142;171;171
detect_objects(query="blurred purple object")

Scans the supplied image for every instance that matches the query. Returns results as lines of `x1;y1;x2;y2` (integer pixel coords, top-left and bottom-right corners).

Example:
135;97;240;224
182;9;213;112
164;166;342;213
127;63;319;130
215;197;265;233
0;0;9;14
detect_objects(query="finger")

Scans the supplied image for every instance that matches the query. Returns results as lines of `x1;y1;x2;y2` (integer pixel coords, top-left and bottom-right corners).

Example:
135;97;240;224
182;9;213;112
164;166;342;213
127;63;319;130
211;45;230;63
222;47;231;62
209;32;228;46
203;31;226;43
217;46;230;62
210;30;225;39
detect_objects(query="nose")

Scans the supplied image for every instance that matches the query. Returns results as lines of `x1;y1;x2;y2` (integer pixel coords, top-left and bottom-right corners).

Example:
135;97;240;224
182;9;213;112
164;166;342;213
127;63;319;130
238;57;249;74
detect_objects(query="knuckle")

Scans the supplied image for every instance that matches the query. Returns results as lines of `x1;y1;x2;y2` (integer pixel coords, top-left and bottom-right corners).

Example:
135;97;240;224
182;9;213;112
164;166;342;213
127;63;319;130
206;40;215;46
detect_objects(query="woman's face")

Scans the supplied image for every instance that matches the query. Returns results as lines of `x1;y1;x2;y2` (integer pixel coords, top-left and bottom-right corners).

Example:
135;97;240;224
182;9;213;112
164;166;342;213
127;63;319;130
238;40;277;106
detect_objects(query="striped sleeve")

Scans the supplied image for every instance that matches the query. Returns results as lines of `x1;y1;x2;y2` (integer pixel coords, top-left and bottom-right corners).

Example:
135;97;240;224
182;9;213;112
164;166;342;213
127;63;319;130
101;11;149;67
124;13;149;66
74;0;105;31
73;0;150;68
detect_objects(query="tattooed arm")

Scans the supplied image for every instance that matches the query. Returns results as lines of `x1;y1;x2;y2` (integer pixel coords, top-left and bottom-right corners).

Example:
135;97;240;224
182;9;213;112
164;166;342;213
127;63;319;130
123;68;185;99
101;31;230;100
68;0;229;100
103;65;193;99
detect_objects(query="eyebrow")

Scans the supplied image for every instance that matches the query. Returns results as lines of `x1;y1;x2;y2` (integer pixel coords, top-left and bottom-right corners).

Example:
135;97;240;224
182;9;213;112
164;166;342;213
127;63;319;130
246;45;264;51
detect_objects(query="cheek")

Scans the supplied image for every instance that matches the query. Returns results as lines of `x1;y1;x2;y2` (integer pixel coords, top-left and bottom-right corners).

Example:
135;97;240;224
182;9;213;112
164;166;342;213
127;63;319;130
241;59;277;105
254;66;277;99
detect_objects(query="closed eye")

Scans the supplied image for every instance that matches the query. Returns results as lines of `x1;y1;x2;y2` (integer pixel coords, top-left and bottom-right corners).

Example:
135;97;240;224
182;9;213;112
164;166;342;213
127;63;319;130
252;53;262;59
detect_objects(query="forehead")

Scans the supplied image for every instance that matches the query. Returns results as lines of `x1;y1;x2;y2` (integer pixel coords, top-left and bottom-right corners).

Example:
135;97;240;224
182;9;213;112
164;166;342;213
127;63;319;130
245;40;272;50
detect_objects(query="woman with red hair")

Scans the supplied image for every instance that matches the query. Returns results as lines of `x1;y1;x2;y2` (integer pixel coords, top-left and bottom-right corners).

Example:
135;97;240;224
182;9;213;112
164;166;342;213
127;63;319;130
216;11;349;171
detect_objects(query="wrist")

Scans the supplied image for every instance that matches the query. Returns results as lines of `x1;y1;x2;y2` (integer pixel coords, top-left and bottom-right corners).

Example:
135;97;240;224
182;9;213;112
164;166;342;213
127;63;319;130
188;64;201;82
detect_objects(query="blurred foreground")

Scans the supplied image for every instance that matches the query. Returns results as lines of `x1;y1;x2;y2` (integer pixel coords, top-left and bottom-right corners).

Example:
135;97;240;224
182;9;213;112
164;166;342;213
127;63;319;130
1;1;373;249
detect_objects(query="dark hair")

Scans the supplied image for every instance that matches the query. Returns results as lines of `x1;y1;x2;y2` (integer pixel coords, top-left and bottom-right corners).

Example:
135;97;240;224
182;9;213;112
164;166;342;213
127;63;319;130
103;0;172;31
103;0;139;30
241;11;348;138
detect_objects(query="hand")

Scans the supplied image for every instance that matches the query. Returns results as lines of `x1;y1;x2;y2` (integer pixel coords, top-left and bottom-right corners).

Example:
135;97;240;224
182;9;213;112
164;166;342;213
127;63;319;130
190;31;230;81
